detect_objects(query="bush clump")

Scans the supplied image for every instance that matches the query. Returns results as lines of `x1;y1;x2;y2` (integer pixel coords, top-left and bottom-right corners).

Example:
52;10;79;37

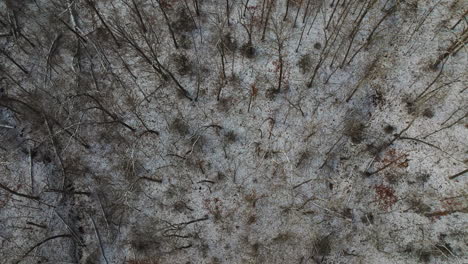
298;54;312;74
344;119;366;144
240;43;256;58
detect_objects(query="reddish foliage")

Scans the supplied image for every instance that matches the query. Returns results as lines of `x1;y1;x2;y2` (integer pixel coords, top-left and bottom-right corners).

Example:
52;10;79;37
374;184;397;210
426;210;451;218
397;160;409;168
376;148;409;169
244;7;263;28
251;83;258;97
426;197;467;220
203;197;223;219
426;208;468;218
270;59;291;88
247;5;260;11
441;197;464;210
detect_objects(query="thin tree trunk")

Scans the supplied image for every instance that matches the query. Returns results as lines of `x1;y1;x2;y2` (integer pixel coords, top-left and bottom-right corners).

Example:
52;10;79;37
219;44;227;82
296;5;319;52
157;0;179;49
341;0;376;68
260;0;267;28
0;49;29;74
283;0;290;21
85;0;120;47
0;182;40;200
432;28;468;69
293;0;303;28
302;0;311;24
131;0;148;33
193;0;200;16
226;0;230;26
326;0;341;29
277;51;283;92
243;0;250;17
262;0;273;41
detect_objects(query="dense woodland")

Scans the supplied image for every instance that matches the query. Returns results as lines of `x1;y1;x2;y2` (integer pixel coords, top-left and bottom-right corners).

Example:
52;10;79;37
0;0;467;263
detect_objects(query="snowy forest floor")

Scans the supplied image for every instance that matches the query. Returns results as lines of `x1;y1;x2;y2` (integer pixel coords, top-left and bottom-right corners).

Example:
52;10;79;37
0;0;467;263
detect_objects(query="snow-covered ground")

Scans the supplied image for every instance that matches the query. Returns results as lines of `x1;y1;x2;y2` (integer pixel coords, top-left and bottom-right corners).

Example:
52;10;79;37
0;0;466;263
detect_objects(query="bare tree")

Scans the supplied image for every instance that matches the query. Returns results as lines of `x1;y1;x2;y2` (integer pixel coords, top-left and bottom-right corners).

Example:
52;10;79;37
271;19;288;92
112;11;192;100
154;0;179;49
262;0;275;41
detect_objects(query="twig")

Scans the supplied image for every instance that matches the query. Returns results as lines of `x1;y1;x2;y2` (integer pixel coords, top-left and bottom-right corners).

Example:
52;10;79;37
448;169;468;180
405;0;441;48
432;27;468;69
89;214;109;264
156;0;179;49
423;112;467;139
139;176;163;183
309;201;352;222
0;124;14;129
440;108;461;126
61;113;84;155
96;193;111;234
43;114;66;190
320;135;344;169
345;58;377;102
450;10;468;30
73;93;136;132
389;117;416;145
57;17;87;43
0;48;29;74
186;135;202;156
415;61;446;101
398;137;463;163
197;180;215;184
365;154;407;176
44;189;91;196
0;182;40;201
26;222;47;229
165;156;187;166
293;179;313;189
85;0;120;47
15;234;71;264
176;216;209;227
44;34;62;84
29;148;34;195
54;211;85;246
285;98;305;117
